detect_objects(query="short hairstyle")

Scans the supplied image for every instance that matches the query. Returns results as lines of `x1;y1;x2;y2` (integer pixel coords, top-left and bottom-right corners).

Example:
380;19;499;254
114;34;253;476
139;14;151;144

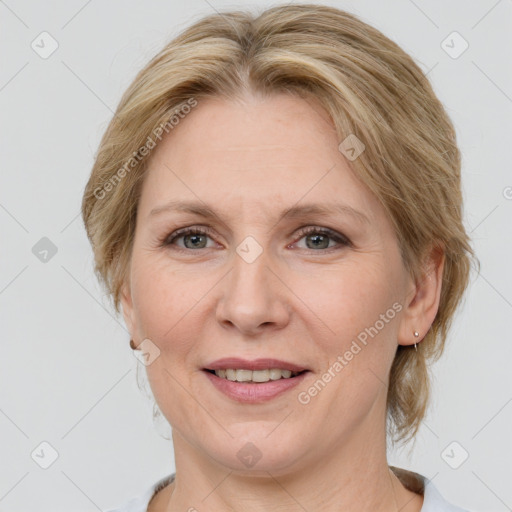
82;4;477;444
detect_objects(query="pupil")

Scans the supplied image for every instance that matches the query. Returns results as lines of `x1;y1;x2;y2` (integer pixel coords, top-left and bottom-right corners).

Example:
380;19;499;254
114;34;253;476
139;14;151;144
308;234;328;249
186;234;206;248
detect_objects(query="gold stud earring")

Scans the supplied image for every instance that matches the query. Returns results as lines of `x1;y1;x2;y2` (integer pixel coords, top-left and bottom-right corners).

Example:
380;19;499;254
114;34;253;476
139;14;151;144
129;339;137;350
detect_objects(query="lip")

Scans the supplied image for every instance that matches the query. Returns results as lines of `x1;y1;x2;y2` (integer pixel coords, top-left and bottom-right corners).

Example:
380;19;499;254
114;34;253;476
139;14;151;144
203;369;309;403
204;358;308;372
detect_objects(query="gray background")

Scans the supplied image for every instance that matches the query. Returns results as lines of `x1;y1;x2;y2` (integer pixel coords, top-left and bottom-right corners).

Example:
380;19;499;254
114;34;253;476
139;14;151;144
1;0;511;510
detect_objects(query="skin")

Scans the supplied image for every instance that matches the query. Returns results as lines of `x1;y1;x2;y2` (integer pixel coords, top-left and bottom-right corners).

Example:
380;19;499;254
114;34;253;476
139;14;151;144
121;92;444;511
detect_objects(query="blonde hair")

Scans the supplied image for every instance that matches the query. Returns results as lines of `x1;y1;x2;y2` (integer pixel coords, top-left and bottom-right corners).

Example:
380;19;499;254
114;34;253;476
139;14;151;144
82;4;476;444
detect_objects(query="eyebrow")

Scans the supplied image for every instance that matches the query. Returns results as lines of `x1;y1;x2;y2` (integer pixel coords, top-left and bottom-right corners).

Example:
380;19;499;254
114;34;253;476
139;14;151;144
148;199;370;226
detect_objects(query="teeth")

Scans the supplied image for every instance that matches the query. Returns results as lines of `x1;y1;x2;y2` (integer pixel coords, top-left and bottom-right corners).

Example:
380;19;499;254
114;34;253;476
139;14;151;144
236;369;252;382
214;368;298;382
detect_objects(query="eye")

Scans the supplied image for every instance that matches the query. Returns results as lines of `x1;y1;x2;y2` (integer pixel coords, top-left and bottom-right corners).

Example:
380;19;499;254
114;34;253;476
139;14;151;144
292;226;351;251
163;226;217;250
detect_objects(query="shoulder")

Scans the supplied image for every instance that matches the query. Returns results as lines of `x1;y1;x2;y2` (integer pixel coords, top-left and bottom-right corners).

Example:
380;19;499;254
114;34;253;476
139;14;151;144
105;473;175;512
390;466;471;511
422;479;471;512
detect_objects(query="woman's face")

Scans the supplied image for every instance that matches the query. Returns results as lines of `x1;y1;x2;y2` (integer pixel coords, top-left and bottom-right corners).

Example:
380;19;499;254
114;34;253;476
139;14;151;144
121;93;417;474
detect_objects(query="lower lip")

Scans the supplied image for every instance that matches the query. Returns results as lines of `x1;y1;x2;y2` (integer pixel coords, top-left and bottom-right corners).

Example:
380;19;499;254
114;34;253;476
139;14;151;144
203;370;309;403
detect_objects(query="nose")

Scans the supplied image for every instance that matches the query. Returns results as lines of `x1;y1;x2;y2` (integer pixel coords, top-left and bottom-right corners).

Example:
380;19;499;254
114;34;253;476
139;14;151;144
215;245;291;336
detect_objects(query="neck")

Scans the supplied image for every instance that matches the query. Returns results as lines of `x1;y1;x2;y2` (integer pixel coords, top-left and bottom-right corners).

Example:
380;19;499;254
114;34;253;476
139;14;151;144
162;418;423;512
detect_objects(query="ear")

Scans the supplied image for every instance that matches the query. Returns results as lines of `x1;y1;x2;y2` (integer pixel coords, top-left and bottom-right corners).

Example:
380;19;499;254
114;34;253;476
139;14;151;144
397;244;445;347
120;280;136;338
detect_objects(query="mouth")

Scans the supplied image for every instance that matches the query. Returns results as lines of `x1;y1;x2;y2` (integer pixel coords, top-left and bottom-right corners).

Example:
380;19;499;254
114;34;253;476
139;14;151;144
201;357;311;402
201;359;311;402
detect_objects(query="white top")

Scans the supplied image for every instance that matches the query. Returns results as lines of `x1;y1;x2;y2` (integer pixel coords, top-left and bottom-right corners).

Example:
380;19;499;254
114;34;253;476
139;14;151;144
105;467;470;512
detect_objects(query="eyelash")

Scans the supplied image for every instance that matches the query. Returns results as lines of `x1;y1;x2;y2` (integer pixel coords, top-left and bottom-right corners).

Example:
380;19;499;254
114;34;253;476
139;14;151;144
161;225;351;253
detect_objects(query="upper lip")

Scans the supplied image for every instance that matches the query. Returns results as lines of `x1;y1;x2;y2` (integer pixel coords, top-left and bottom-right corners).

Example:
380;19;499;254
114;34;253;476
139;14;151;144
204;358;308;372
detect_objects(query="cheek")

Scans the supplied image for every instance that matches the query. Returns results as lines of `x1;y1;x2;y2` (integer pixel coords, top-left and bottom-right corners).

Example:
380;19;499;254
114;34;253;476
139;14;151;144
295;264;401;423
130;253;202;341
297;259;401;352
130;261;207;420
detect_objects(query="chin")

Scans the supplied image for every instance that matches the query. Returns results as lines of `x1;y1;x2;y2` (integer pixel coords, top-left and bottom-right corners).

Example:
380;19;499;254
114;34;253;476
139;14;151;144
203;432;310;476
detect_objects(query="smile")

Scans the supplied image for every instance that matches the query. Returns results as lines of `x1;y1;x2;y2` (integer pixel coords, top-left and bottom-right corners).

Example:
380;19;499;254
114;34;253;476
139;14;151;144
208;368;303;382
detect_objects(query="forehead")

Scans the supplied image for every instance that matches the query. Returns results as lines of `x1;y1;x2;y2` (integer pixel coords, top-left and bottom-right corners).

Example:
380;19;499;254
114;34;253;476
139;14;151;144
139;93;380;222
155;93;336;164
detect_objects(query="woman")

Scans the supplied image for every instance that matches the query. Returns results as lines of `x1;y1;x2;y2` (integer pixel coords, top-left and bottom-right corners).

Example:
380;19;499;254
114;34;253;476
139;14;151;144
82;4;476;511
